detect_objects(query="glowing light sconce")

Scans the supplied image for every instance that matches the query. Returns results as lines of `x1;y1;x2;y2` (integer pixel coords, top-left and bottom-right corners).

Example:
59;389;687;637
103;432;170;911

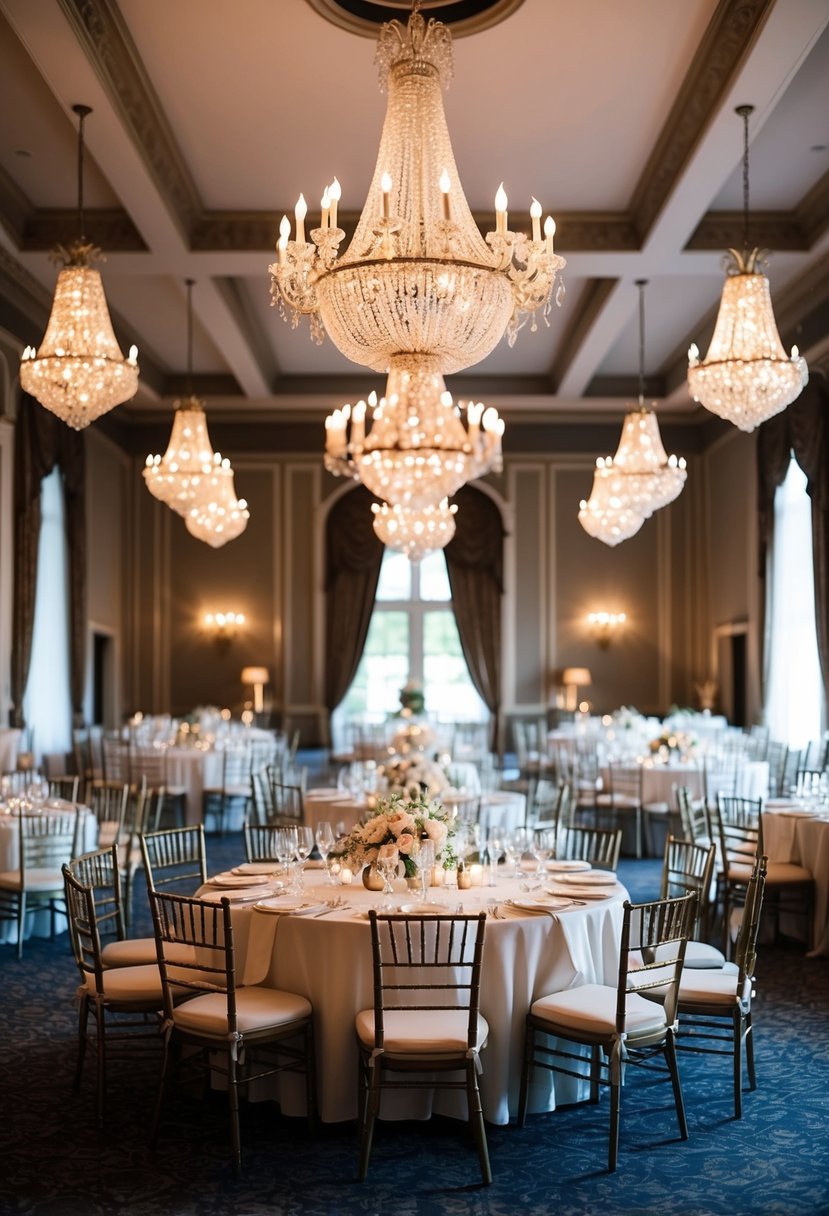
561;667;592;712
587;611;626;649
241;666;270;715
204;611;245;646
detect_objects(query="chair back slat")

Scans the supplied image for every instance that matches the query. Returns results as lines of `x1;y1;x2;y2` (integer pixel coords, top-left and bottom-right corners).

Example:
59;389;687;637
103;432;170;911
141;825;207;894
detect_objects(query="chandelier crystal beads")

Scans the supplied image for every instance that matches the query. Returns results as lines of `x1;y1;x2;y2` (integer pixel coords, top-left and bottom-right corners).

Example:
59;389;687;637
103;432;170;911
371;497;457;562
687;105;807;431
185;463;250;549
20;105;139;429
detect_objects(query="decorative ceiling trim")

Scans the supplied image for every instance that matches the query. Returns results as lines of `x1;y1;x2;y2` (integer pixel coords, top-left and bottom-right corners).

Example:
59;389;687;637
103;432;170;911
22;207;148;252
797;168;829;245
548;278;617;392
629;0;775;244
58;0;202;240
686;210;808;251
304;0;525;39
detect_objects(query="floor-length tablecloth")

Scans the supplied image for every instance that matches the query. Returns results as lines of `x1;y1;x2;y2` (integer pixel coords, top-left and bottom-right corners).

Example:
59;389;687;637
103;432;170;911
205;871;626;1124
762;802;829;956
0;805;97;943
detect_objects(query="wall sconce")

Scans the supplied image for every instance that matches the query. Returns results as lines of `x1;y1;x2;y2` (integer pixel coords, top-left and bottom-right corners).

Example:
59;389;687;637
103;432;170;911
586;611;626;649
204;611;245;647
241;665;270;715
561;667;592;712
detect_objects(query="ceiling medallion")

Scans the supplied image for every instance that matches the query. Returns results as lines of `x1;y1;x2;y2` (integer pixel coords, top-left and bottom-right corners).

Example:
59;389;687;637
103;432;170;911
305;0;525;39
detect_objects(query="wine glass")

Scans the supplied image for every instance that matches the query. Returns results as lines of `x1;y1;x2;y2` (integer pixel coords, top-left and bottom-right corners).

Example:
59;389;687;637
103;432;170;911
295;826;314;887
315;821;336;882
375;849;399;905
276;826;298;890
504;826;530;879
531;828;555;887
415;840;435;902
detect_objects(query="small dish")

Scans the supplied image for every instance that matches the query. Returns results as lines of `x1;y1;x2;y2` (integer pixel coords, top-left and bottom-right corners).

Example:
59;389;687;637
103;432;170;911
546;860;592;873
545;882;615;900
231;862;281;877
208;872;271;888
557;871;617;886
510;896;574;912
253;897;328;916
397;901;456;915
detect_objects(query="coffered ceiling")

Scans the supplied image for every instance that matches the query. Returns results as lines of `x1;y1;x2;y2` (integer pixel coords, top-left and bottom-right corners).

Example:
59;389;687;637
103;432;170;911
0;0;827;436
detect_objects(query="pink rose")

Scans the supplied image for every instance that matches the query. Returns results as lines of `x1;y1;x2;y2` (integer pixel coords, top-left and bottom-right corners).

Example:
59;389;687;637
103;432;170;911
423;819;447;847
388;810;416;837
397;832;416;855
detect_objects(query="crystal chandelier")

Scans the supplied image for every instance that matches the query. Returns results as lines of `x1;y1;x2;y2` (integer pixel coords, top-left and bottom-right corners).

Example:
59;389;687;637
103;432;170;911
185;462;250;549
324;358;503;508
20;105;139;429
578;460;645;547
143;280;249;546
270;4;564;374
578;281;686;545
687;105;808;431
371;497;457;562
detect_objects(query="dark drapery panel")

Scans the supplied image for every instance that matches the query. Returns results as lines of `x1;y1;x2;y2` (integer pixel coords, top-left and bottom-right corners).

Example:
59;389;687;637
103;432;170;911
10;395;86;728
757;377;829;705
444;485;505;747
324;486;385;716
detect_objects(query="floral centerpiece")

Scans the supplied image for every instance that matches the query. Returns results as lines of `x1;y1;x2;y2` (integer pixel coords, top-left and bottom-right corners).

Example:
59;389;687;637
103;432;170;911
397;680;425;717
382;751;450;798
335;792;457;877
649;729;696;759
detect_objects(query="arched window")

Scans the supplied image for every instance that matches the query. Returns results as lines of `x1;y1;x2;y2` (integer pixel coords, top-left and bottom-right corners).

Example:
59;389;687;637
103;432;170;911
764;455;823;747
335;547;488;725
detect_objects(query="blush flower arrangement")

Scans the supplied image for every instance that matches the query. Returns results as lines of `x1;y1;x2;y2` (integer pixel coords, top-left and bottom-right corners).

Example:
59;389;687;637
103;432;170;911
335;792;457;877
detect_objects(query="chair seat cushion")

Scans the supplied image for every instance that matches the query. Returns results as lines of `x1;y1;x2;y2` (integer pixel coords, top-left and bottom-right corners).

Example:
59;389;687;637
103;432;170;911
683;940;729;969
355;1008;489;1056
0;868;64;892
765;861;813;886
679;970;753;1006
83;962;164;1004
530;983;667;1039
101;936;163;968
173;984;311;1036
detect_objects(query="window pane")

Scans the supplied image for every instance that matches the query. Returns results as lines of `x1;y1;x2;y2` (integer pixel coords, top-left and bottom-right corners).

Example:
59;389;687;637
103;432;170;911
419;550;451;601
339;610;409;718
376;549;411;601
423;610;488;722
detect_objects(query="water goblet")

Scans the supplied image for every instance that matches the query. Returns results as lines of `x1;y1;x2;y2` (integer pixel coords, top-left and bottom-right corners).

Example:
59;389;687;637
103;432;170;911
375;850;399;906
530;828;555;889
315;821;336;882
416;840;435;902
295;826;314;888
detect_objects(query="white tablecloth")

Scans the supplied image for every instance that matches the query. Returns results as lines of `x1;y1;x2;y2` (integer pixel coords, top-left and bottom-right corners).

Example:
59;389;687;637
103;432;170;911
203;871;626;1124
0;728;23;773
0;805;97;943
163;748;224;826
762;802;829;956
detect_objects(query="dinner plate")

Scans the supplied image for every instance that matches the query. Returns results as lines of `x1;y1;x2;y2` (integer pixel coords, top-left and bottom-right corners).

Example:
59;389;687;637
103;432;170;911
545;860;592;873
231;862;281;876
253;897;328;916
545;882;615;900
208;872;271;888
397;902;456;915
556;871;617;885
199;887;275;903
510;896;574;912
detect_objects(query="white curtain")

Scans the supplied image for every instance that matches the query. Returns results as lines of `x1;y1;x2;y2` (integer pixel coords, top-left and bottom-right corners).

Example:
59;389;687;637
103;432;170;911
22;468;73;762
765;457;822;748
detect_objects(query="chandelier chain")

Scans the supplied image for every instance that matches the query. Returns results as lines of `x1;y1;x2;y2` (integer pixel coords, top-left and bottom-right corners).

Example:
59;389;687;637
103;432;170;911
72;104;92;242
185;278;195;397
635;277;647;406
736;103;754;256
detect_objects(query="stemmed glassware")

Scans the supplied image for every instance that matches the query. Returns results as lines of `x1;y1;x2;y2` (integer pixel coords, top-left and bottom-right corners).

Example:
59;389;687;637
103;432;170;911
315;821;336;882
529;828;556;890
295;826;314;888
504;826;531;879
415;840;435;902
276;826;299;891
375;849;400;906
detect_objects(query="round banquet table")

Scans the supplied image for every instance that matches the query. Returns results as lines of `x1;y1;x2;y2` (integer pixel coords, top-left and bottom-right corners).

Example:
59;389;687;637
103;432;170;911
198;868;626;1124
0;803;97;943
762;800;829;956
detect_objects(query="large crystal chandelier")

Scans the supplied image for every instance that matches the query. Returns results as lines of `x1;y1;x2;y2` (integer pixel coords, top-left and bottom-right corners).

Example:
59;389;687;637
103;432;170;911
143;281;249;547
578;280;686;545
20;105;139;429
687;105;807;432
270;4;564;372
324;360;503;508
371;497;457;562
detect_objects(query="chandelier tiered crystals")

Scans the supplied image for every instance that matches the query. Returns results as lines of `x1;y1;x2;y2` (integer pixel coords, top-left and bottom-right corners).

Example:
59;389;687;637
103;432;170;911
143;280;249;548
687;105;807;431
20;105;139;429
270;2;564;507
579;280;686;546
371;497;458;562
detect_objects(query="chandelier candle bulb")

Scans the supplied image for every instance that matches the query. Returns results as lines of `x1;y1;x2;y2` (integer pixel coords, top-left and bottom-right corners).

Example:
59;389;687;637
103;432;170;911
531;198;542;243
351;399;366;448
294;193;307;244
495;183;508;235
545;215;556;255
381;171;392;219
329;177;341;228
321;186;331;229
278;215;290;264
439;168;451;221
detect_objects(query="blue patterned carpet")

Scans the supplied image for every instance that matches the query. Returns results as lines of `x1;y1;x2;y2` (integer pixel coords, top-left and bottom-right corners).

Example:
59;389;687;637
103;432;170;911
2;843;828;1216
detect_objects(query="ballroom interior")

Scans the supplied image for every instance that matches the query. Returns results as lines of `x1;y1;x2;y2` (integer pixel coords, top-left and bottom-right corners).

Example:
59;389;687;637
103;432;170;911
1;5;829;1215
0;0;826;752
